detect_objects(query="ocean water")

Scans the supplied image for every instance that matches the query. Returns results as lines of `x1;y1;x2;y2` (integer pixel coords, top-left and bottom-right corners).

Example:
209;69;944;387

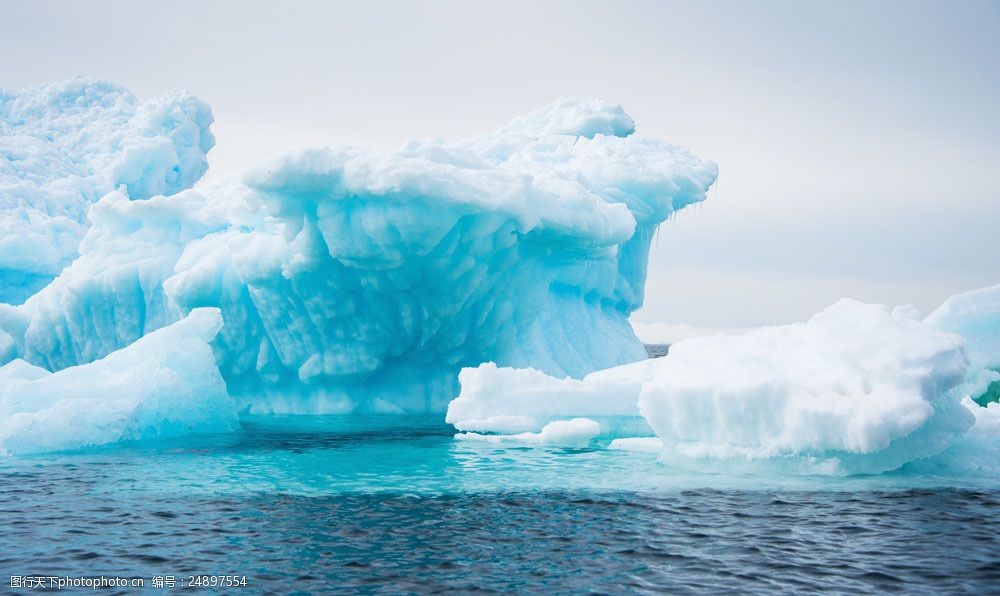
2;416;999;593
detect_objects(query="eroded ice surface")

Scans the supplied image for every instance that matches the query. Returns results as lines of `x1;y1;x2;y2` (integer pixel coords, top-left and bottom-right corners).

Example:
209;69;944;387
0;308;236;455
0;97;717;414
0;78;214;303
451;299;993;475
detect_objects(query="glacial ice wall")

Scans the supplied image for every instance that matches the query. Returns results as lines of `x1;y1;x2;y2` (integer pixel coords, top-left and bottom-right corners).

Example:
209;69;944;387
0;78;215;303
449;300;984;475
0;97;718;413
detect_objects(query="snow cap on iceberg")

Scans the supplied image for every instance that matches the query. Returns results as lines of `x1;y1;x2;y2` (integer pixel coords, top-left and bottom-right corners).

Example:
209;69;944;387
455;417;602;448
245;96;714;247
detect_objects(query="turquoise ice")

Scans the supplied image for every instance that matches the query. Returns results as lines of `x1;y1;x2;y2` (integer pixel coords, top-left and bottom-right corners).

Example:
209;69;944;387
0;86;718;416
0;308;235;455
2;80;996;475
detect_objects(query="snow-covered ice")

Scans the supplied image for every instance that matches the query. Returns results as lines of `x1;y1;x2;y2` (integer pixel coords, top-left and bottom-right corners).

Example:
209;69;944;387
638;300;974;475
0;308;236;455
446;361;651;437
452;299;987;474
0;78;214;303
0;93;717;414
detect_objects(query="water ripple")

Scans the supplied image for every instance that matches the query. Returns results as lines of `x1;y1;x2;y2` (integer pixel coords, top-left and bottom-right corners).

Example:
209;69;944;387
0;416;998;592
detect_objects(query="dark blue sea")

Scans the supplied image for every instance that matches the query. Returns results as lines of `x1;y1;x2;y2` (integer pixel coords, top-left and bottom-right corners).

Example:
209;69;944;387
2;416;998;593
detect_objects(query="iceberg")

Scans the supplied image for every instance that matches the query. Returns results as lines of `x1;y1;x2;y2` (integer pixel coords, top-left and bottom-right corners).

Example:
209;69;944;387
0;95;718;414
0;308;236;455
926;283;1000;405
0;78;215;303
637;300;974;475
1;77;995;478
450;300;979;475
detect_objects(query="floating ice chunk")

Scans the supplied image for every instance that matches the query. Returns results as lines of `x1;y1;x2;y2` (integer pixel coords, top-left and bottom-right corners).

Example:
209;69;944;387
926;283;1000;404
608;437;663;453
538;418;601;446
455;417;601;448
446;361;651;437
0;77;214;302
0;308;236;455
452;299;978;475
452;415;541;434
638;300;973;475
2;98;716;414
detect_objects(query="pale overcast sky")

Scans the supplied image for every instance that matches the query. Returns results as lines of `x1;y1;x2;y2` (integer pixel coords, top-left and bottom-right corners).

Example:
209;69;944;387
3;0;998;326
